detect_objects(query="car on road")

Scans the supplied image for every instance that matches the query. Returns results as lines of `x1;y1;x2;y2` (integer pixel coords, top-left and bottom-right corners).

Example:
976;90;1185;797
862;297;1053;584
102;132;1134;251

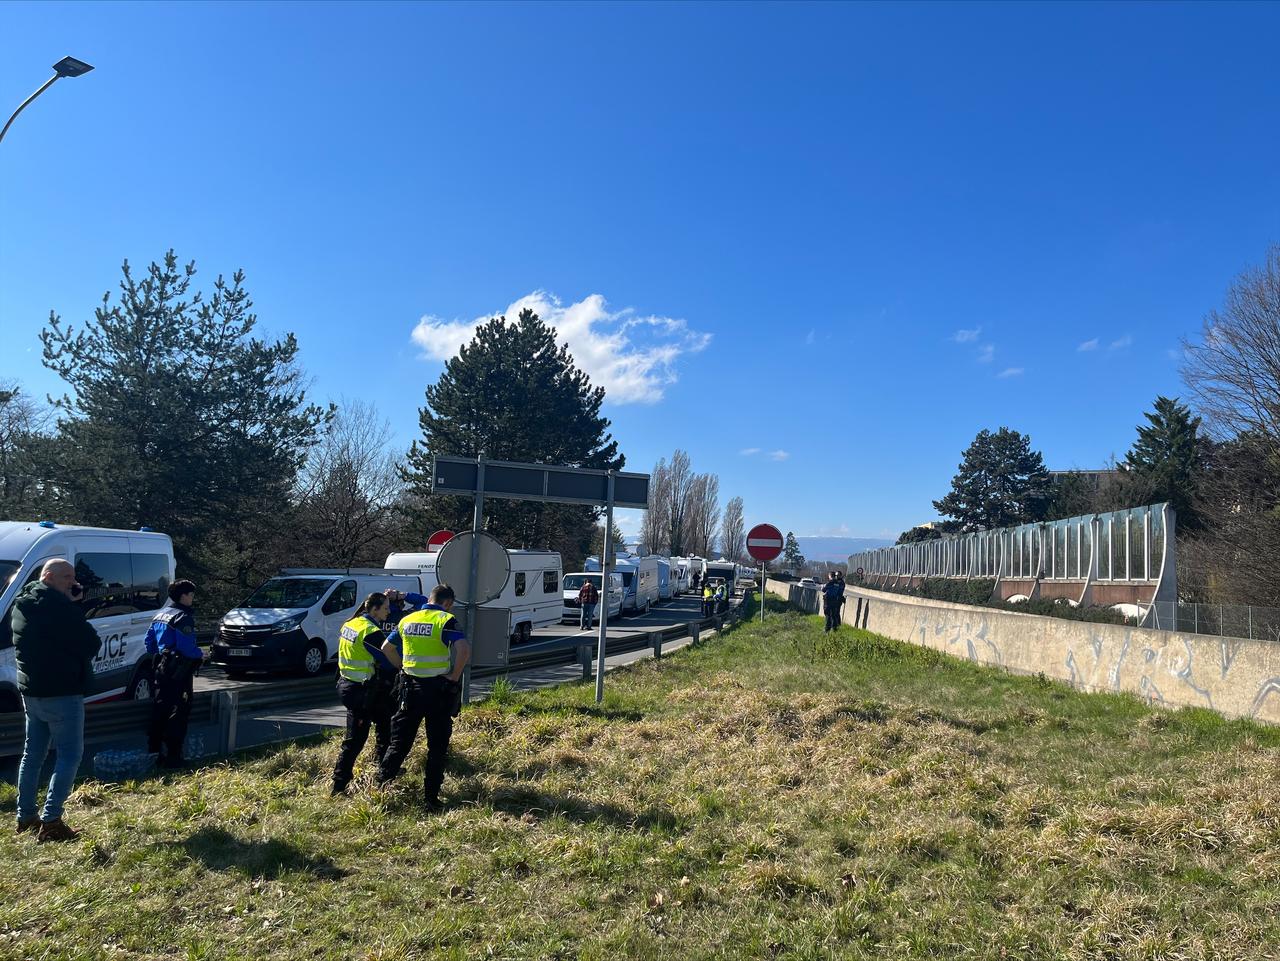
798;577;819;589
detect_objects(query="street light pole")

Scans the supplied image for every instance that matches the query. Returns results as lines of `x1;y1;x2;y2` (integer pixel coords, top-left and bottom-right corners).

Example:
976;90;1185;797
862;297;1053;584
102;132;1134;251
0;56;95;148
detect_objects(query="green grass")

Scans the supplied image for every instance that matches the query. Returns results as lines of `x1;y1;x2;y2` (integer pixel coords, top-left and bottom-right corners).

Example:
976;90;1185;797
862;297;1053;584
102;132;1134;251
5;600;1280;960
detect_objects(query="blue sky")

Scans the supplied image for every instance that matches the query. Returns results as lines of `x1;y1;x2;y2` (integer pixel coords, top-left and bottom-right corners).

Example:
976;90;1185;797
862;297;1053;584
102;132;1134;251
2;1;1278;544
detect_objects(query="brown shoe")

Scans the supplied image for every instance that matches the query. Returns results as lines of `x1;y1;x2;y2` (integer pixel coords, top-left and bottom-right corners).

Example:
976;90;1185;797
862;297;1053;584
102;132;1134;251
15;817;40;835
36;818;81;843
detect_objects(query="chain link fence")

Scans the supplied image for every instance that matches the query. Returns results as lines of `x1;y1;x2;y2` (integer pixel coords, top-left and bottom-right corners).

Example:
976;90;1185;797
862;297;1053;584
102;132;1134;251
1148;601;1280;643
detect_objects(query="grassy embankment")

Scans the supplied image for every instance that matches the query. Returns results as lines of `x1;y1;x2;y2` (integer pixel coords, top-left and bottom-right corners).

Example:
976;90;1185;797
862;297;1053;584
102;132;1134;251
4;598;1280;960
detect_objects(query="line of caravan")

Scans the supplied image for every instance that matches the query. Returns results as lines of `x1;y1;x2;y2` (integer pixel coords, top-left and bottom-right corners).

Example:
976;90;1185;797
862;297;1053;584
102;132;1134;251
585;553;660;615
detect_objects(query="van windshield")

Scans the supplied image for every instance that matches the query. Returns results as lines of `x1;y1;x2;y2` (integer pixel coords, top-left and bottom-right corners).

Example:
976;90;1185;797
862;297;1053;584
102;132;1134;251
562;574;600;591
241;577;335;609
620;572;634;587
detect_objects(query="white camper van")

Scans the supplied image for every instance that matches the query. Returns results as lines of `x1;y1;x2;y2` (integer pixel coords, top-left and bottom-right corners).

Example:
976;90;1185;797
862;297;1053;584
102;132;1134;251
561;571;625;624
586;553;660;616
704;559;742;597
0;521;176;712
211;568;424;676
656;557;675;601
385;549;563;645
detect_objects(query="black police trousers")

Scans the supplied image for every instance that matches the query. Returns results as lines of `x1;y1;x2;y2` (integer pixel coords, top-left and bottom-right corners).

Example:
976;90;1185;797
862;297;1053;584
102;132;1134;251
332;675;396;790
377;675;457;804
148;669;194;762
823;600;842;632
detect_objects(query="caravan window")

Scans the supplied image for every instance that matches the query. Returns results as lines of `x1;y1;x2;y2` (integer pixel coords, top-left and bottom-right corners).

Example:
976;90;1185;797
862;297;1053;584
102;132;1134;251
514;573;526;596
543;570;558;593
76;552;139;620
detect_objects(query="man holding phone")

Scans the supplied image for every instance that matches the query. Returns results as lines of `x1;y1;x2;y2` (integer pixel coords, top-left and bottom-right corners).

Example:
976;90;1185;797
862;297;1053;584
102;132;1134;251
12;559;101;843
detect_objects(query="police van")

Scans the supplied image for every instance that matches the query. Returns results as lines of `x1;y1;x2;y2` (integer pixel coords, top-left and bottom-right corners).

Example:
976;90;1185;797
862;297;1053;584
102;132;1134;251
0;521;176;712
385;549;563;645
210;568;424;676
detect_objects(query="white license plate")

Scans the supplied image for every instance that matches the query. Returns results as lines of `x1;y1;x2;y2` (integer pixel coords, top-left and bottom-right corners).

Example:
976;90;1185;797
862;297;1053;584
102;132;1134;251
227;648;252;657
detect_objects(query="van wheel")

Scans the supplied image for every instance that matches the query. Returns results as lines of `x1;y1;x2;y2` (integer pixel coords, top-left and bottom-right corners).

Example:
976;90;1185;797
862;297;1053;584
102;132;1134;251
301;642;326;676
128;666;154;702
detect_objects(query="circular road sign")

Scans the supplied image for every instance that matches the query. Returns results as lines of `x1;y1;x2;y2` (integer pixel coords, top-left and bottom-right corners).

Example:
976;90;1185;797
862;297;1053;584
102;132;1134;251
747;523;785;563
426;529;455;553
435;531;511;604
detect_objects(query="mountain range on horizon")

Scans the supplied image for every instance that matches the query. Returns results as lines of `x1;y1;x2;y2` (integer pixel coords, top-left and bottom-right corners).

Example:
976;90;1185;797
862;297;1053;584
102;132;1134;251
793;536;894;563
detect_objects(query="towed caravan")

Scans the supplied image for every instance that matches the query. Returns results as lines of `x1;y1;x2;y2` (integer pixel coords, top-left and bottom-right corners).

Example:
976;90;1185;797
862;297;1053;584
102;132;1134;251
385;549;563;645
585;552;660;615
0;521;176;712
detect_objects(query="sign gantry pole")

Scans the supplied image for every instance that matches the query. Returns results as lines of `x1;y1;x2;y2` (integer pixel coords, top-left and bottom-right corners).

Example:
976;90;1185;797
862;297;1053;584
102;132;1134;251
595;470;615;705
462;455;485;705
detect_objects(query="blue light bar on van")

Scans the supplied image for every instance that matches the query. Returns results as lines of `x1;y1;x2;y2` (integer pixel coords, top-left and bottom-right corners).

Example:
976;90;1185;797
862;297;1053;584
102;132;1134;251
38;521;56;529
138;526;154;532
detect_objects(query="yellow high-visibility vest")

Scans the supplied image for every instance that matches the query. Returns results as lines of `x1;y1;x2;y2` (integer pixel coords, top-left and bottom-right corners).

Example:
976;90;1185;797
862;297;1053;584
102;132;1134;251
398;608;454;678
337;616;380;682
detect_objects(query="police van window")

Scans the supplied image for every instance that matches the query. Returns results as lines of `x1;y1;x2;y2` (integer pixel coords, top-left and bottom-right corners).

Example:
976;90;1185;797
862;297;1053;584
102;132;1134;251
543;570;558;594
76;552;140;620
0;567;43;652
322;580;358;615
131;553;171;612
514;572;526;596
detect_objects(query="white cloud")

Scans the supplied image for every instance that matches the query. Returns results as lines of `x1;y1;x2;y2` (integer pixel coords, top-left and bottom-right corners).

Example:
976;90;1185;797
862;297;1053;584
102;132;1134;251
769;449;790;461
804;328;816;346
1109;335;1133;350
976;344;995;364
739;447;761;456
997;367;1024;378
953;326;982;343
410;290;711;405
1078;338;1099;352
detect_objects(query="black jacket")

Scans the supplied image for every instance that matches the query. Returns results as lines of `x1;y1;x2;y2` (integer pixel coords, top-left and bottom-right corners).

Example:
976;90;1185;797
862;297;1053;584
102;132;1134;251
13;582;102;697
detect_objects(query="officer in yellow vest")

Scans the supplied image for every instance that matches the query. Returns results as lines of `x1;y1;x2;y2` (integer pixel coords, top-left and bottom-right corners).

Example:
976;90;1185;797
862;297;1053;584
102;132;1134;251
331;592;402;795
702;584;714;618
376;584;471;811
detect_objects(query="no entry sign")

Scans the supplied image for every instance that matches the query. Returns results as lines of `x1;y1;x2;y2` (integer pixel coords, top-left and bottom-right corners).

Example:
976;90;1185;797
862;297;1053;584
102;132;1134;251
747;524;784;563
426;529;455;552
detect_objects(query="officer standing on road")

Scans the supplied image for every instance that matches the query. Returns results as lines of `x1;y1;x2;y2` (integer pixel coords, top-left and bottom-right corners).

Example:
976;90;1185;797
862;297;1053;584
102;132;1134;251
331;592;404;795
376;584;471;811
702;582;714;618
145;579;203;768
822;572;843;633
714;580;726;614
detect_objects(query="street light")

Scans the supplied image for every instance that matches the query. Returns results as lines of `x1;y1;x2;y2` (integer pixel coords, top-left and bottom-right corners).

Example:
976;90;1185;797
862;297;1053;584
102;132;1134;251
0;56;95;147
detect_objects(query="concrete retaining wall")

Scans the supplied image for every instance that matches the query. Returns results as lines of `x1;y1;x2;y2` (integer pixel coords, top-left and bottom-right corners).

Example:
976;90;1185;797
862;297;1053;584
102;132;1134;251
766;578;1280;724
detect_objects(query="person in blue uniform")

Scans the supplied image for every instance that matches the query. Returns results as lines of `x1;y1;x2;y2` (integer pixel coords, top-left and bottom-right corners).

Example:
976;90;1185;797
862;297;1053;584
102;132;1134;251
145;579;202;767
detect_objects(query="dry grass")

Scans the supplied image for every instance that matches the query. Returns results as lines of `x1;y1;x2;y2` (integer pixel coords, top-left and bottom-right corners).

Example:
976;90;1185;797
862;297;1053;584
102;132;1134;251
4;604;1280;960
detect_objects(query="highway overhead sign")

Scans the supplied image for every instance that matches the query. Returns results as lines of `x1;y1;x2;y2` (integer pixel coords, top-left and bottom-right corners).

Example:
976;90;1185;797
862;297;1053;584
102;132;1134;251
747;524;784;563
431;456;650;510
426;529;455;552
435;531;511;605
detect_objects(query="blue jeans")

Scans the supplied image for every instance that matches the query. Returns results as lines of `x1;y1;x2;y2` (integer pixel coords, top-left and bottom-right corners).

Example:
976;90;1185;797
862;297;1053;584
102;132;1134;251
580;603;597;629
17;695;85;823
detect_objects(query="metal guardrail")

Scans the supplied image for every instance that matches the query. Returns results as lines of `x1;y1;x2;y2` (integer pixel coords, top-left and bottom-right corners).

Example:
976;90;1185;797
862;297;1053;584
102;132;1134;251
0;603;750;759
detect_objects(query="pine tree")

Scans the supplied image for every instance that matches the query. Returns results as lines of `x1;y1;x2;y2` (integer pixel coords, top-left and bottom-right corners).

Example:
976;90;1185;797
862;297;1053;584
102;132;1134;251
1119;395;1205;529
782;531;806;572
403;309;623;571
933;427;1052;531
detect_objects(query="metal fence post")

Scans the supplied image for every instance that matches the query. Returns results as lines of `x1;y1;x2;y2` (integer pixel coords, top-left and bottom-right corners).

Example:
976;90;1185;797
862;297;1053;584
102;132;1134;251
1249;606;1254;640
578;644;592;680
220;690;239;755
1195;604;1199;634
652;631;662;659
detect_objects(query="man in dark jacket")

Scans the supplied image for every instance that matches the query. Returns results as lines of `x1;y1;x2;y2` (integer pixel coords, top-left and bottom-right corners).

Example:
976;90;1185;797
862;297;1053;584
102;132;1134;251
822;572;843;633
145;579;202;768
13;558;101;842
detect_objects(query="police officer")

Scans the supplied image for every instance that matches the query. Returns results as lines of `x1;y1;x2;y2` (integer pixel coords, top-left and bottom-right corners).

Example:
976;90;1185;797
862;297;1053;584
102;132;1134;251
331;591;403;795
145;579;202;768
702;582;714;618
376;584;471;811
714;581;727;613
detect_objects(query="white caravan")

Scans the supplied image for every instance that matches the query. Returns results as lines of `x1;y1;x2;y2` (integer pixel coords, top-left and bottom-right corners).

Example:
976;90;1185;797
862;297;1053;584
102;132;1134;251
211;568;425;676
560;571;625;624
586;553;660;616
0;521;177;712
655;557;675;601
385;549;563;645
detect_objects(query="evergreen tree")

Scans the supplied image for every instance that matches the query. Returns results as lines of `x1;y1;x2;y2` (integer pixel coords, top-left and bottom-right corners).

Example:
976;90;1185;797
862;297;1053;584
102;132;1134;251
1119;395;1205;529
933;427;1052;531
782;531;806;572
403;309;623;571
39;252;331;605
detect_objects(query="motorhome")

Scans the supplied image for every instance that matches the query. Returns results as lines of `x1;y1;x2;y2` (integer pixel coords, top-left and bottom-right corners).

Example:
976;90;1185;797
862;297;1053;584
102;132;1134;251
0;521;177;711
211;568;425;676
586;553;660;615
560;571;625;624
703;559;743;597
385;549;563;644
656;557;675;601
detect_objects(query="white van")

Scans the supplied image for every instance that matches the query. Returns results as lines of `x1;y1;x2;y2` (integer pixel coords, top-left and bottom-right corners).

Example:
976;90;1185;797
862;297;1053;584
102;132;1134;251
0;521;176;712
210;568;424;676
586;553;660;616
561;571;625;624
704;559;741;597
385;549;563;645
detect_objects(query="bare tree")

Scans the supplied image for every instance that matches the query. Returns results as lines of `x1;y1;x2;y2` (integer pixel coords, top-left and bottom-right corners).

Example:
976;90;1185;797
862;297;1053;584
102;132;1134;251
0;381;52;517
294;399;406;567
1181;245;1280;443
688;473;721;557
721;496;746;562
665;449;694;555
640;459;670;555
